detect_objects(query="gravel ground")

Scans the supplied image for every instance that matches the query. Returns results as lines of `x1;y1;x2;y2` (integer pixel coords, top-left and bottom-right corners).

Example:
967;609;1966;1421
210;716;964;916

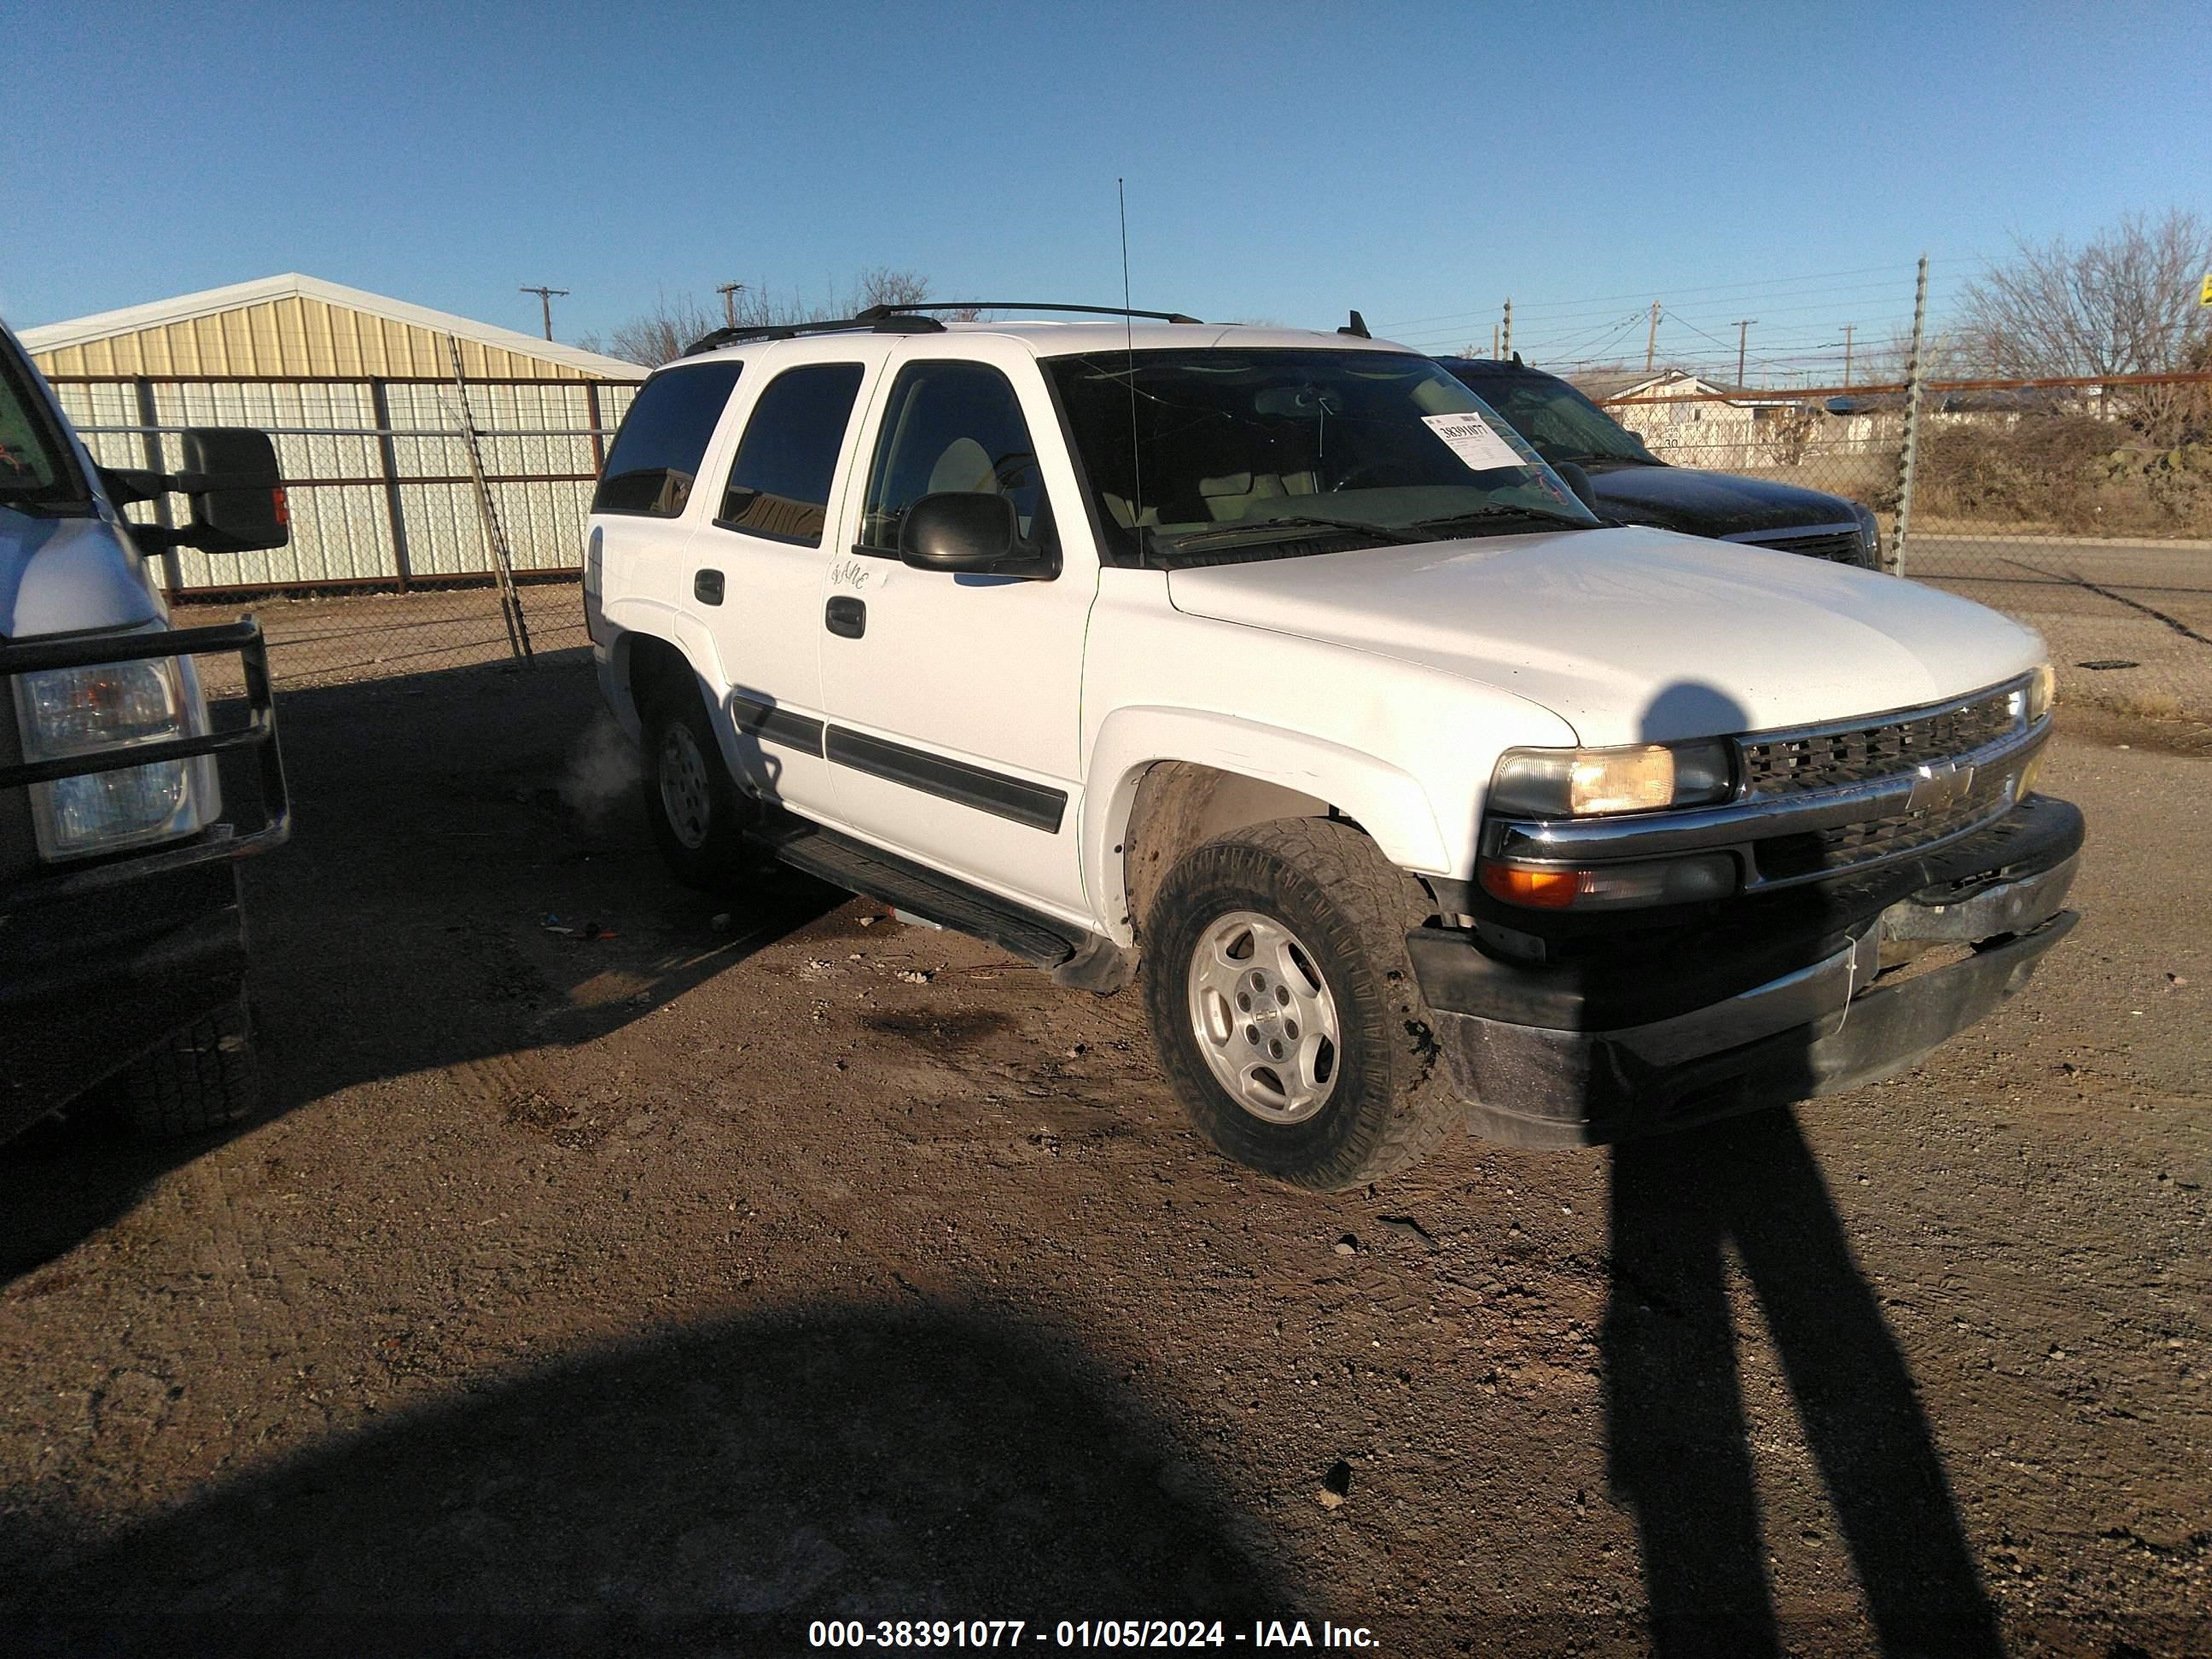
0;664;2205;1656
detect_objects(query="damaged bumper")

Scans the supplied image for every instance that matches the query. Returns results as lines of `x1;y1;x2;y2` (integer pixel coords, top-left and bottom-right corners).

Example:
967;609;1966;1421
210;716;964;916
1410;798;2084;1149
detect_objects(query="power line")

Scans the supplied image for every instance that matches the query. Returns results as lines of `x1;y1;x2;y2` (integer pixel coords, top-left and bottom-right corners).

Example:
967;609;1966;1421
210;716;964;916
1388;289;1927;352
1374;265;1903;329
1371;258;1989;332
1373;253;2000;344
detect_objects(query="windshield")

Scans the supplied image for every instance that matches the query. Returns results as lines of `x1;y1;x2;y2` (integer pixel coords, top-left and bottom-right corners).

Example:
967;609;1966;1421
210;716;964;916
1046;349;1598;566
1441;367;1658;467
0;336;88;514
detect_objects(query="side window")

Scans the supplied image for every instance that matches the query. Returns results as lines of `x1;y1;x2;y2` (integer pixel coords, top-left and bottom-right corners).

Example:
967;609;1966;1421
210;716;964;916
592;362;742;517
715;364;866;547
859;361;1055;555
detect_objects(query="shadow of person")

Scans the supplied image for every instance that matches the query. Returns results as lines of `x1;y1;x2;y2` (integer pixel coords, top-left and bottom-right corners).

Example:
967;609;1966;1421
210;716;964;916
1604;1109;2003;1656
3;1302;1295;1657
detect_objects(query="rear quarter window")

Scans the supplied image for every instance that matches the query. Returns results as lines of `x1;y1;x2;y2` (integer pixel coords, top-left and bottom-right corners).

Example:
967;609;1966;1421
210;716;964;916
592;361;744;517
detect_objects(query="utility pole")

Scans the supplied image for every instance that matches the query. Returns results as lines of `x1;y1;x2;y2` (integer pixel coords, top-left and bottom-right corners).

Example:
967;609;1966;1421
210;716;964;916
1491;322;1499;358
1842;323;1855;388
1501;297;1512;359
1644;300;1662;373
520;285;568;341
716;282;746;329
1732;318;1757;387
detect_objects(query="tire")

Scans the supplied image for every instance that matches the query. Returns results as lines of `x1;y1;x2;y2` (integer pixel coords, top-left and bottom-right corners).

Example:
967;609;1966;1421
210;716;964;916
1142;818;1462;1191
122;999;260;1138
641;676;756;891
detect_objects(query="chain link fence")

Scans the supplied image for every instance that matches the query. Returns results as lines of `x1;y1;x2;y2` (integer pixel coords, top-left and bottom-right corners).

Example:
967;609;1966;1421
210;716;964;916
1601;370;2212;727
48;372;641;690
43;355;2212;733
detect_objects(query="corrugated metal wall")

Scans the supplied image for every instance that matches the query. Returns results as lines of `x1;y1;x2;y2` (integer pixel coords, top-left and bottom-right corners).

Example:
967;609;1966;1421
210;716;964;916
32;293;608;381
49;376;640;594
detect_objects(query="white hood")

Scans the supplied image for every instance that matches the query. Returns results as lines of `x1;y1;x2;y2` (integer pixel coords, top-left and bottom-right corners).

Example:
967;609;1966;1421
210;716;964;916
1166;526;2046;746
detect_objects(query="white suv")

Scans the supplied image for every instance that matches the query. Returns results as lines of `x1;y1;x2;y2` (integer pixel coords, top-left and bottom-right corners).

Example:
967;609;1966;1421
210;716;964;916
585;305;2081;1190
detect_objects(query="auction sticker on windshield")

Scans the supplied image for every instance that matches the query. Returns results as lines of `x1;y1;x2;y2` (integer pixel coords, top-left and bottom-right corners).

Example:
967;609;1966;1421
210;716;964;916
1421;412;1527;473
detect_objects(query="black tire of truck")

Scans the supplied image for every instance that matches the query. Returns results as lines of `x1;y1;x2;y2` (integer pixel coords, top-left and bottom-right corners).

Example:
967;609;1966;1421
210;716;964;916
1142;817;1463;1191
122;999;261;1138
641;678;755;892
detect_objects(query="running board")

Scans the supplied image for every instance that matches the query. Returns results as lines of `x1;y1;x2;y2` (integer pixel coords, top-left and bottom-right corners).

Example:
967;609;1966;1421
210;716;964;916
765;825;1080;968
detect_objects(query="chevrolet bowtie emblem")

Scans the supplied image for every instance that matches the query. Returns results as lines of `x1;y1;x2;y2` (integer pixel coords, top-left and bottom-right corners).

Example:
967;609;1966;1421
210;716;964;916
1906;760;1975;813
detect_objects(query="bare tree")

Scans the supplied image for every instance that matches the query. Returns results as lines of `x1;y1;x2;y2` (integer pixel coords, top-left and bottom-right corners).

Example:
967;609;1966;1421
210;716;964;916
1957;209;2212;380
582;269;946;366
1760;402;1825;469
854;267;932;310
576;291;721;368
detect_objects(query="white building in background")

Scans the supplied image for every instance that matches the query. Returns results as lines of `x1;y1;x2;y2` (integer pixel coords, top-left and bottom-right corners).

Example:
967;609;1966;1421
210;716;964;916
19;274;643;595
1569;368;1803;471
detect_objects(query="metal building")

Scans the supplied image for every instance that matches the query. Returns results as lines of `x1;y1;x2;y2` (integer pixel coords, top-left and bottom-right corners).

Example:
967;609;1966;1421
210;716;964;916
19;273;643;595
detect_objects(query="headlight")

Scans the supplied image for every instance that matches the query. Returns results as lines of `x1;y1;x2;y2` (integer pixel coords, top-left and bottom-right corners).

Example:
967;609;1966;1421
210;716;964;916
11;655;212;859
2027;663;2054;723
1487;739;1735;818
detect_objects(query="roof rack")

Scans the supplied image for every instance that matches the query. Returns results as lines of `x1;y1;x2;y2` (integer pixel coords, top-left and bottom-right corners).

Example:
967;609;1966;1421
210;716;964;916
681;311;946;358
857;301;1206;325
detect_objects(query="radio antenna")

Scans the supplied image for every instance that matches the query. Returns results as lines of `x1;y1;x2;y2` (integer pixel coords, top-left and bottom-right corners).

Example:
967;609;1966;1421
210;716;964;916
1119;178;1146;566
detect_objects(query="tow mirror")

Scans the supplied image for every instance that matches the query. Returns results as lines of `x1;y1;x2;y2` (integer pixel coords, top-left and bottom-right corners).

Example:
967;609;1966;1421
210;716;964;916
176;428;288;553
899;492;1057;579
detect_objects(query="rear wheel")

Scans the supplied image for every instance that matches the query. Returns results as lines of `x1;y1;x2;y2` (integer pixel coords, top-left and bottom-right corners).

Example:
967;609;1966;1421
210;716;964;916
641;678;754;890
1143;818;1462;1190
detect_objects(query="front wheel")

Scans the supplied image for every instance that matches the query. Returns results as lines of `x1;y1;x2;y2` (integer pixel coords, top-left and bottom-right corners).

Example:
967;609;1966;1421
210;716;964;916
120;998;262;1138
1142;818;1462;1190
641;683;754;890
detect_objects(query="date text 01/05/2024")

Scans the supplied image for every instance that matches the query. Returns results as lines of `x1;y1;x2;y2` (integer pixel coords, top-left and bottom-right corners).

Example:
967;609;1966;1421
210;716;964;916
806;1618;1380;1649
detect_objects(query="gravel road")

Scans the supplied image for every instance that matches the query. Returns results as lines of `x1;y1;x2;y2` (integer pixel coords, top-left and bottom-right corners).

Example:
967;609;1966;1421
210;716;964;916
1;665;2204;1656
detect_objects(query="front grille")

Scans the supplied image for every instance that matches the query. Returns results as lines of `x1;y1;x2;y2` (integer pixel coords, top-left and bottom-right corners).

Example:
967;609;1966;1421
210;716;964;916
1754;763;2015;881
1739;685;2023;796
1740;528;1865;563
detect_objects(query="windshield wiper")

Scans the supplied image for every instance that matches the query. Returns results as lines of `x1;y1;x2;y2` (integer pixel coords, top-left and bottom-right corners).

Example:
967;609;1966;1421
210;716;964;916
1412;504;1594;536
1161;514;1429;551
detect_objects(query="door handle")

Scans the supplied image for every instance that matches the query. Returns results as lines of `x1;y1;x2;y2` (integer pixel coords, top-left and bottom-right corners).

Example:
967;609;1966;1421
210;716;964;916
825;596;866;638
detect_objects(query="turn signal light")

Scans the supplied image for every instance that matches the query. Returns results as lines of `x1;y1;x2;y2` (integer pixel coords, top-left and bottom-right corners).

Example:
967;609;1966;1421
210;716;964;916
1478;864;1581;908
1479;852;1739;911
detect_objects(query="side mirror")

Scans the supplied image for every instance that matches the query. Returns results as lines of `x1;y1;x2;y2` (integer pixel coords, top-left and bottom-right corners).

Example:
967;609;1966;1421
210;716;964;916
1552;460;1600;513
898;492;1057;579
176;428;288;553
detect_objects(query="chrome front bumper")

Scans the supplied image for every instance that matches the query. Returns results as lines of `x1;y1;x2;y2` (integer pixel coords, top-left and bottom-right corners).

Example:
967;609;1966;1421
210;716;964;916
1417;841;2081;1150
1607;852;2081;1071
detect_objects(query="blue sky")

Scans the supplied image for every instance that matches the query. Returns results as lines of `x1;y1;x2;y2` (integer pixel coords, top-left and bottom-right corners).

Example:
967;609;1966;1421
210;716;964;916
10;0;2208;380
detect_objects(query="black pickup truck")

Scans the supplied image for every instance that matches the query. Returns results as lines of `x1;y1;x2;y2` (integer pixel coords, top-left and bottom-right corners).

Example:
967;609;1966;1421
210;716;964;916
1436;355;1883;567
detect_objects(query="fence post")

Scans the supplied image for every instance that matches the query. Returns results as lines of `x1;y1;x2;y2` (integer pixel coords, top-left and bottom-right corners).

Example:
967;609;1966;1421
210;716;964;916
1888;253;1930;577
368;378;413;592
584;381;606;474
132;377;184;598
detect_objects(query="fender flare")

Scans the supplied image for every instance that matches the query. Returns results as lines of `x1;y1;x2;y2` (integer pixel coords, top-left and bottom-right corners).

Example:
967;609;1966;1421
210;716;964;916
1081;705;1451;945
600;600;731;750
